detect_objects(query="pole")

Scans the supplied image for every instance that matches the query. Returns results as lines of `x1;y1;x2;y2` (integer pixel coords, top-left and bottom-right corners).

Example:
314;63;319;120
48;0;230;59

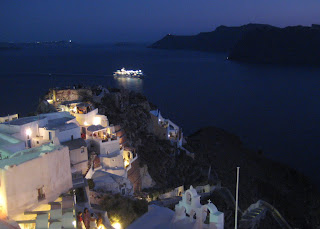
235;167;240;229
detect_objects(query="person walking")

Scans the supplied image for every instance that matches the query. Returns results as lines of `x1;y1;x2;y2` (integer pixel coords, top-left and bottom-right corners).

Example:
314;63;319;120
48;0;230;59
77;212;86;229
83;208;91;229
89;213;98;229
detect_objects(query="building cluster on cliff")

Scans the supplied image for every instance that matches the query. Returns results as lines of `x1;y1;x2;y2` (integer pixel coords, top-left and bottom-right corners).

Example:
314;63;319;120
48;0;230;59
0;87;224;229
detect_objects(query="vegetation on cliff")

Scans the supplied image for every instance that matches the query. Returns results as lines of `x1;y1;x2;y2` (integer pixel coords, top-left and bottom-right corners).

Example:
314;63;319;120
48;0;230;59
100;193;148;228
98;90;320;228
39;87;320;228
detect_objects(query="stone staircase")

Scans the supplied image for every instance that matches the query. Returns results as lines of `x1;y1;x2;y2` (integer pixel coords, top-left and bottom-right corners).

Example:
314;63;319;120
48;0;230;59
239;200;292;229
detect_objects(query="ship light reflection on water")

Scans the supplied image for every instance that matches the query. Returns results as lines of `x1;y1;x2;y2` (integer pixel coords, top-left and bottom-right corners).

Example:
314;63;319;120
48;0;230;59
114;77;143;92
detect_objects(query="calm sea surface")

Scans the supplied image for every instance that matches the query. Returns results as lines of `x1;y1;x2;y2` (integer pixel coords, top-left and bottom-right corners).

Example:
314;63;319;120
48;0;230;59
0;45;319;185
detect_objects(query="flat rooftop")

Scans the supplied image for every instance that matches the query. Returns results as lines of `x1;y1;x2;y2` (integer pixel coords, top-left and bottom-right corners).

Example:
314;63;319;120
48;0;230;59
0;132;22;145
43;117;77;131
62;138;87;150
6;116;46;126
0;144;64;169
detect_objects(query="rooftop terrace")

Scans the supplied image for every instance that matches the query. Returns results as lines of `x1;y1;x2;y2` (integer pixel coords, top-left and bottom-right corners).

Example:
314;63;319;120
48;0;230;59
0;144;64;169
6;116;46;126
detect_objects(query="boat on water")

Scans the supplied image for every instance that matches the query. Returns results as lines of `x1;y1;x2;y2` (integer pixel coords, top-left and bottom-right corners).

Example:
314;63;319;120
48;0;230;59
113;68;144;79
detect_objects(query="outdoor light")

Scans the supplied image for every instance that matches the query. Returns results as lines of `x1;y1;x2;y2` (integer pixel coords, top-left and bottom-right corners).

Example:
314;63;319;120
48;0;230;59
84;121;88;126
26;128;32;137
72;220;76;228
93;117;101;125
111;222;121;229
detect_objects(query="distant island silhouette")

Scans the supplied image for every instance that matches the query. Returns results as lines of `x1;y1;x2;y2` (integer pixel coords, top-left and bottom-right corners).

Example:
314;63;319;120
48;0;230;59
150;23;320;66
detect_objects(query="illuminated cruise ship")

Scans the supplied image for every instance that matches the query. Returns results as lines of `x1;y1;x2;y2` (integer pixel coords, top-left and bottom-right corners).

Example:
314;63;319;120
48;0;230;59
113;68;144;79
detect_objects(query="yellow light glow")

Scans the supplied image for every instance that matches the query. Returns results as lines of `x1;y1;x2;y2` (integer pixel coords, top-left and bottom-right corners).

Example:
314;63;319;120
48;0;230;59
93;117;101;125
124;160;130;168
112;222;121;229
84;121;88;126
26;128;32;136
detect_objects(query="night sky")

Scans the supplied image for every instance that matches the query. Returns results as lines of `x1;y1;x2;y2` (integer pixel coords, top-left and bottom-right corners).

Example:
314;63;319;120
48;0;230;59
1;0;320;43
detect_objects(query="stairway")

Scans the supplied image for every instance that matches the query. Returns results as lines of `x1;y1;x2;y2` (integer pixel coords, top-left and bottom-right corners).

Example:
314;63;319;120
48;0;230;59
239;200;292;229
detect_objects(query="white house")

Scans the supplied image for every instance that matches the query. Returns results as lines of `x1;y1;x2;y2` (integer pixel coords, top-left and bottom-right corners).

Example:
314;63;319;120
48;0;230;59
128;186;224;229
0;144;72;219
0;114;18;124
0;112;80;150
91;170;133;196
150;109;183;148
61;138;88;175
58;102;138;195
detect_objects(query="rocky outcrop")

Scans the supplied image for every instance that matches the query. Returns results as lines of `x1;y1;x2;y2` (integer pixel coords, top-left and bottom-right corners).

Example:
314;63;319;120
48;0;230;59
140;165;156;190
151;23;320;66
187;127;320;229
150;24;275;52
228;25;320;65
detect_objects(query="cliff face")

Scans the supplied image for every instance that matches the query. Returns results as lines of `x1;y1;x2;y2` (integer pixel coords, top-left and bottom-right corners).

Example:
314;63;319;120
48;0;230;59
228;26;320;65
150;24;275;52
187;127;320;229
150;23;320;66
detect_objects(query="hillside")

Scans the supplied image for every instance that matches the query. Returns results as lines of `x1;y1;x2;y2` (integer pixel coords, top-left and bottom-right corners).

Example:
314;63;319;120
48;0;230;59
228;25;320;65
149;24;275;52
150;23;320;66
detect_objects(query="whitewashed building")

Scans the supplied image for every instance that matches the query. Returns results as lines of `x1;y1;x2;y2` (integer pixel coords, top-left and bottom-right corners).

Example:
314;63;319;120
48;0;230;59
0;114;18;124
0;112;80;150
150;109;183;147
0;144;72;219
128;186;224;229
62;138;88;175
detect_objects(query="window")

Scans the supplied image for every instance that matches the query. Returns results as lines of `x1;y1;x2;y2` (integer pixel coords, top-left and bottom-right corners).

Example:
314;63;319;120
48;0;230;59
37;187;45;201
71;135;74;141
37;141;40;144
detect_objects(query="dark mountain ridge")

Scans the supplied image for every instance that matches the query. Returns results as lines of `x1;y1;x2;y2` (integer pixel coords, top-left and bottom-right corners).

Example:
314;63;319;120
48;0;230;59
150;23;320;66
149;23;276;52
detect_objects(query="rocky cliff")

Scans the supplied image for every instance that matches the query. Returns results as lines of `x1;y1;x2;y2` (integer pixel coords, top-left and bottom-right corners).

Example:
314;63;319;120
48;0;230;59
228;25;320;65
150;24;275;52
150;23;320;66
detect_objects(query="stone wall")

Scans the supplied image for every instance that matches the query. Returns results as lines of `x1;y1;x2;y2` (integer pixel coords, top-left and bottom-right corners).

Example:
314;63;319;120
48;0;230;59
53;89;92;102
127;159;143;193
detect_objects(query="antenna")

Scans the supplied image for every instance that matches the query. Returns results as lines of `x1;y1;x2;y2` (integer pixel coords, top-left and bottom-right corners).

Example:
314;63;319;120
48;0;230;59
235;167;240;229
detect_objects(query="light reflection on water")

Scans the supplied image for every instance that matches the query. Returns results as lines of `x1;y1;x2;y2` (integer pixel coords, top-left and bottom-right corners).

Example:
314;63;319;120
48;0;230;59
113;77;144;92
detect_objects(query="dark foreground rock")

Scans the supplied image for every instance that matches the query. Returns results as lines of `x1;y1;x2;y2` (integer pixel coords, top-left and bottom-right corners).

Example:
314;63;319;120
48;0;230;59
187;127;320;229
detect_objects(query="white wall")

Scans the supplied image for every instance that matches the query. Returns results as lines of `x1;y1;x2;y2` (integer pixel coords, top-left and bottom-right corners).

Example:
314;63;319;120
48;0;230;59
55;127;81;143
99;139;121;155
70;147;88;174
0;114;18;123
2;146;72;218
73;109;98;126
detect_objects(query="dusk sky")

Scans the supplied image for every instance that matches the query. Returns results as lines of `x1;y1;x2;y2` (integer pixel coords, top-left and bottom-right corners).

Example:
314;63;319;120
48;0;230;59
1;0;320;43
